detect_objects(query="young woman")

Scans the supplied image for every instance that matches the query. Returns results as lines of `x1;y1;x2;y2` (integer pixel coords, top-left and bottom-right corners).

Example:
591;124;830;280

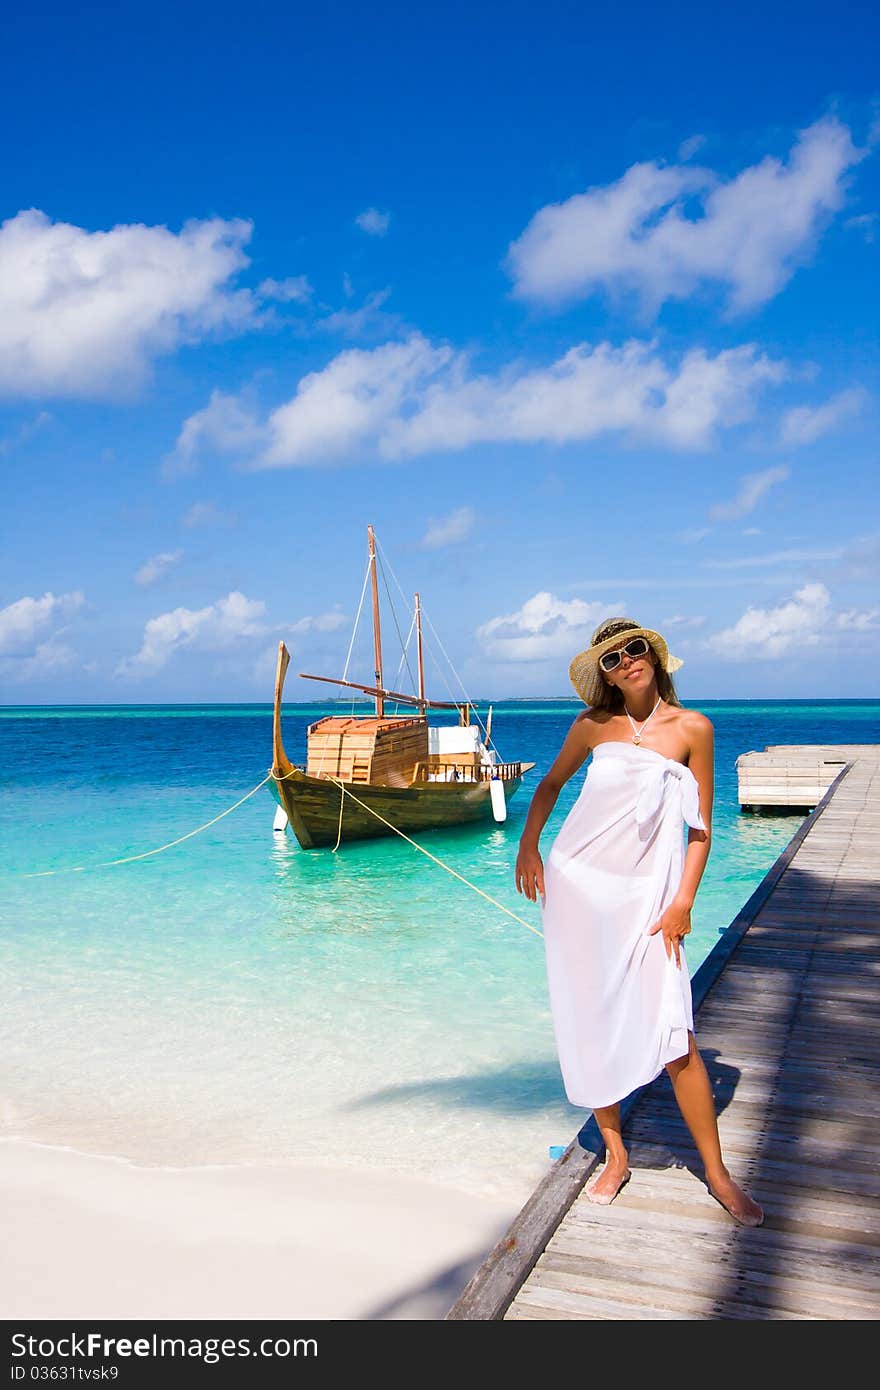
515;617;763;1226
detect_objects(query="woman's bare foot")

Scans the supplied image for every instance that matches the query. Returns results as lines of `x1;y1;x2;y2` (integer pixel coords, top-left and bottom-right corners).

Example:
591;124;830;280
586;1156;631;1205
706;1168;764;1226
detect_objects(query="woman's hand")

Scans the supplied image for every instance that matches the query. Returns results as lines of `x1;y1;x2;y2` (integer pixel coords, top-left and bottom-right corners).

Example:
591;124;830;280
647;897;692;968
515;840;545;904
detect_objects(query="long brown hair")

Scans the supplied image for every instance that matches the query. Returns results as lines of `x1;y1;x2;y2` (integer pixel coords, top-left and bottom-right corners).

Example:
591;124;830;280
589;618;683;713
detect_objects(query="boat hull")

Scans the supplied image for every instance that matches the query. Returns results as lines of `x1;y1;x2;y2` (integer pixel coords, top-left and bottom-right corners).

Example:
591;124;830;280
270;767;527;849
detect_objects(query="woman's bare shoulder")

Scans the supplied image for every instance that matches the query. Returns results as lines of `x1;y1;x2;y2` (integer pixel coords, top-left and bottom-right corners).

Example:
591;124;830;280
676;707;714;754
573;707;615;741
574;706;614;724
678;707;714;734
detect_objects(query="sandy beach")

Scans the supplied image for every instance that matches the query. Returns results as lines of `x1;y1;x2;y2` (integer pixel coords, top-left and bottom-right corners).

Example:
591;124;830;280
1;1139;524;1320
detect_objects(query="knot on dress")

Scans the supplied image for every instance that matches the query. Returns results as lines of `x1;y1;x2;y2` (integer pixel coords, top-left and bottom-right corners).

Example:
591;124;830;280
635;759;706;835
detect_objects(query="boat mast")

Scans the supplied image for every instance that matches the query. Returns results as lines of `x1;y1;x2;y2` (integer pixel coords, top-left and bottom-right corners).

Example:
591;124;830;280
368;524;384;717
415;591;425;706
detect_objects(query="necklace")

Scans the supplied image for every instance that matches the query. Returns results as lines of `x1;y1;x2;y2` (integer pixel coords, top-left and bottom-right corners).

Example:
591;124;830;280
625;694;662;745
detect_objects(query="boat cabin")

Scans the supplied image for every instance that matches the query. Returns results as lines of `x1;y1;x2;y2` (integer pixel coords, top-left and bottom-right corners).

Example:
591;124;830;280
305;714;497;787
306;715;429;786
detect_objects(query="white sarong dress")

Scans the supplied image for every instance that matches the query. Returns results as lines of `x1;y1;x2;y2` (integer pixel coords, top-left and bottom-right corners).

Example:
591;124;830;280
540;740;707;1109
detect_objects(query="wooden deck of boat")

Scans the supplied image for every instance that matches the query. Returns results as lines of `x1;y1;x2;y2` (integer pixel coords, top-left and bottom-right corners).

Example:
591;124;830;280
447;744;880;1321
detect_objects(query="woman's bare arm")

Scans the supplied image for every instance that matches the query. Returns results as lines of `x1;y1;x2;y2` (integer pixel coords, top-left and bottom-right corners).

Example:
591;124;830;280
515;715;593;901
648;712;714;965
677;713;714;908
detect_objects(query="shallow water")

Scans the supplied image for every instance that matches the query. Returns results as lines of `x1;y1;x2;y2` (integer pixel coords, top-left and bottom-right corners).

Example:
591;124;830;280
1;699;875;1199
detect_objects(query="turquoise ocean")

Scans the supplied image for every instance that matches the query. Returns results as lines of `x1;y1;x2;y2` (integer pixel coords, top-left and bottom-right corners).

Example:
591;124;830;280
1;700;876;1201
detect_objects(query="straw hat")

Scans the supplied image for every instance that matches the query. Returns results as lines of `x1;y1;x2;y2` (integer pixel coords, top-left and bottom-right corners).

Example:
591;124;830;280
569;617;684;707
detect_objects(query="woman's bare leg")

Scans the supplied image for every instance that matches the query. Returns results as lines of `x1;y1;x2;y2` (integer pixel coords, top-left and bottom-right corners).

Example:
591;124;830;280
588;1102;631;1199
665;1032;763;1225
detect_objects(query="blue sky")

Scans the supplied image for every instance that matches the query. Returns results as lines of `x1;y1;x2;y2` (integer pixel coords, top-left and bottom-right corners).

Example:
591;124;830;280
1;0;878;703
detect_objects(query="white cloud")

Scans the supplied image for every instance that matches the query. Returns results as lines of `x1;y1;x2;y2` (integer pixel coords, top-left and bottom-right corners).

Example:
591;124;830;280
168;391;266;474
253;642;286;685
117;591;267;676
257;275;312;303
476;592;615;663
836;607;880;630
706;582;832;659
182;500;236;528
704;546;842;569
844;212;878;242
0;210;256;398
421;507;476;549
0;590;85;657
678;134;707;161
3;637;79;683
316;288;399;340
135;550;183;587
261;335;454;467
838;533;880;580
175;333;786;470
0;410;51;455
388;339;784;457
779;387;867;446
709;465;790;522
289;609;348;634
355;208;391;237
169;336;449;471
663;614;707;628
507;117;865;314
567;574;791;591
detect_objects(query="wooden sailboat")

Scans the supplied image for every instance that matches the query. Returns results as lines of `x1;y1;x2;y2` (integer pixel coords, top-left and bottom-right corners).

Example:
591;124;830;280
270;525;535;848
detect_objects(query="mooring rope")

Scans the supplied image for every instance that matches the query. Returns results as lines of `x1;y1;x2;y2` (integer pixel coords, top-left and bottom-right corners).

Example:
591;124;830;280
15;764;543;944
17;774;273;878
332;778;346;853
272;768;543;939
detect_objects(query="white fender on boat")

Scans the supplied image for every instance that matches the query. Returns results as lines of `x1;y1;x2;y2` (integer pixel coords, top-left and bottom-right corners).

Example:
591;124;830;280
273;805;289;834
490;776;507;823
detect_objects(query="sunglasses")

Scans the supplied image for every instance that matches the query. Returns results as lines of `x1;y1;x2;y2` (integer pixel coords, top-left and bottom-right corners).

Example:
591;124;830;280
598;636;651;673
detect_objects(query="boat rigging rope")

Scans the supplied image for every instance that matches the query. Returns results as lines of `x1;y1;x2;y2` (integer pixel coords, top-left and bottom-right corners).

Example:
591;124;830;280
313;552;373;779
377;553;419;701
273;767;543;939
388;610;417;711
340;554;372;692
375;536;462;703
374;535;495;748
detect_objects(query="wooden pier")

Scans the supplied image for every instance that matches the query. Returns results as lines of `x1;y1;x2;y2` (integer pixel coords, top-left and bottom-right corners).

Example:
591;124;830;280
736;744;851;810
447;744;880;1321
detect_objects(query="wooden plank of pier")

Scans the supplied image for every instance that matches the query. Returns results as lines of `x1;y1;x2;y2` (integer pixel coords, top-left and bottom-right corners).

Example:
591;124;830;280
446;743;880;1321
736;743;855;809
